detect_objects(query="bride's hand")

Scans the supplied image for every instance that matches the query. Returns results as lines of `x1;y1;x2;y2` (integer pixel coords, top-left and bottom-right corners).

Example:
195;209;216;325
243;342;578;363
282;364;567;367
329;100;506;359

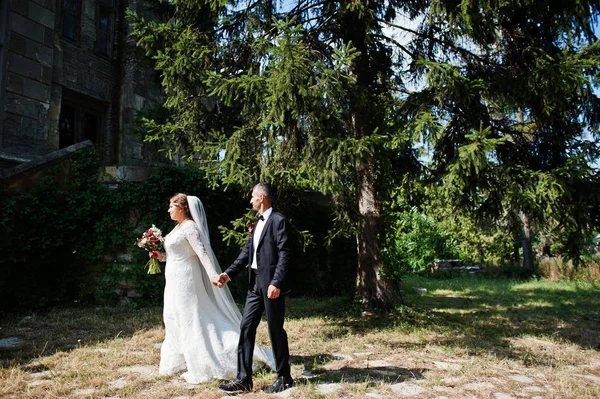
150;251;165;261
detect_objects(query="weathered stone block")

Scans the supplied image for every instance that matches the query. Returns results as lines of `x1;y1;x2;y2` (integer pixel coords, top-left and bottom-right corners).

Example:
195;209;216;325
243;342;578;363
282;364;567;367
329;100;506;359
6;72;24;95
1;137;48;161
41;65;52;84
26;41;53;67
9;11;44;44
28;1;54;29
5;93;43;119
29;0;54;12
10;0;28;17
3;113;21;135
43;26;53;47
23;77;50;102
22;115;47;140
8;32;26;55
7;51;41;80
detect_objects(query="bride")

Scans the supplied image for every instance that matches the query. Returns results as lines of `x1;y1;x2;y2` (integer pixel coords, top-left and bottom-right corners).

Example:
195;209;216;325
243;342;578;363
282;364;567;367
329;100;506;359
151;193;275;384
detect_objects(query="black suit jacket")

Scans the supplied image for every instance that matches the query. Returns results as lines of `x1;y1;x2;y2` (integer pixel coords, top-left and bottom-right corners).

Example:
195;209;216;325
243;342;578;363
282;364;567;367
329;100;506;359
225;210;292;293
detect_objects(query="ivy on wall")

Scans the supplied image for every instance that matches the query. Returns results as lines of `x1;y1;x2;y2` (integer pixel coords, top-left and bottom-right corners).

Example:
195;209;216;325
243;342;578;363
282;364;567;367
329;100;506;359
0;147;356;311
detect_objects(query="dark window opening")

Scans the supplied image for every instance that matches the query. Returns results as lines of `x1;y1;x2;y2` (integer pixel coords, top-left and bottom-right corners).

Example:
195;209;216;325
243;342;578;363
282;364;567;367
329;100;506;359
96;1;114;56
62;0;80;41
58;103;76;148
59;91;106;149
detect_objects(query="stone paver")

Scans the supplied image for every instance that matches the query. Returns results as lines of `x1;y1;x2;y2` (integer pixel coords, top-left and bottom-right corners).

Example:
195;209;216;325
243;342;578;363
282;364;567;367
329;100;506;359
316;383;341;394
573;374;600;383
30;370;53;379
433;361;462;371
0;337;23;348
522;385;545;392
107;378;128;389
170;379;198;390
274;387;297;398
463;381;495;390
509;375;535;383
390;383;424;397
442;377;462;385
367;359;392;367
73;388;96;396
118;365;157;380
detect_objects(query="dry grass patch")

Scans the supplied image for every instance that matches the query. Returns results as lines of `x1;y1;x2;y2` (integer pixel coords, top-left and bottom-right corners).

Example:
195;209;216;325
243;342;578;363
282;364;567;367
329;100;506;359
2;277;600;398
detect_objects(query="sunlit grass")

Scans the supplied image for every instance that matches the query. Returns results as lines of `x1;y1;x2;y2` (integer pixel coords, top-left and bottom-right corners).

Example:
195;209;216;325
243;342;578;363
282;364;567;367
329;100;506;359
1;276;599;398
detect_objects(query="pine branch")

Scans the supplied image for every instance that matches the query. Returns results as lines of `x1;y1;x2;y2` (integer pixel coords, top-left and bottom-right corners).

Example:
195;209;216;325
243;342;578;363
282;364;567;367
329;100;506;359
372;33;417;59
377;18;487;64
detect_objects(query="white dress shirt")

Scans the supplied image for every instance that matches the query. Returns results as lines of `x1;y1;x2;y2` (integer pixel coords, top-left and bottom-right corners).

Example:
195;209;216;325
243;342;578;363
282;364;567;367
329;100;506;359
251;207;272;269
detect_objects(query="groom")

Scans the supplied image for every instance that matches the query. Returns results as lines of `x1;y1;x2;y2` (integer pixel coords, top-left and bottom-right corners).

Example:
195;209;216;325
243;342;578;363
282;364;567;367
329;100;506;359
215;182;294;394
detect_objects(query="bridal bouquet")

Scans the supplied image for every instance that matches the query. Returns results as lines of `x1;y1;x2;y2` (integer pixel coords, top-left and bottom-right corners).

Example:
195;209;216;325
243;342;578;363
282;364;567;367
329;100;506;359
136;225;164;274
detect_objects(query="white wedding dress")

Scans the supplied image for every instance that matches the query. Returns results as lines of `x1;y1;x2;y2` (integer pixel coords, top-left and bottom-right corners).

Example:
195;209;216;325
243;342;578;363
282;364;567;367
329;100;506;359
159;217;275;384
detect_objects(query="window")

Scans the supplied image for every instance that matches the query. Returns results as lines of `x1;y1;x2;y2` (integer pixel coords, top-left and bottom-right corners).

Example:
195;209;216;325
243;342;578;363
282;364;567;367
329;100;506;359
61;0;80;41
96;0;114;56
59;91;106;149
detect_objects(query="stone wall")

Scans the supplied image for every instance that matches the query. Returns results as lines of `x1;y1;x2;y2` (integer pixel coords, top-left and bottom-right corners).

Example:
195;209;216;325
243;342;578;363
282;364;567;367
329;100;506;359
2;0;55;163
0;0;165;169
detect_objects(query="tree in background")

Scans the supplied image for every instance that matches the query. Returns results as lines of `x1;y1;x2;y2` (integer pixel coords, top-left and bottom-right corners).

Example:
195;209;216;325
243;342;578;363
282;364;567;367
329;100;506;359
129;0;600;310
404;0;600;272
129;0;423;310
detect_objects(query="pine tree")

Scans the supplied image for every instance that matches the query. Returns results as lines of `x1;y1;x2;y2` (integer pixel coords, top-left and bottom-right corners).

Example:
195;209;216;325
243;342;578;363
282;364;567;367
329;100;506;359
406;0;600;269
129;0;600;308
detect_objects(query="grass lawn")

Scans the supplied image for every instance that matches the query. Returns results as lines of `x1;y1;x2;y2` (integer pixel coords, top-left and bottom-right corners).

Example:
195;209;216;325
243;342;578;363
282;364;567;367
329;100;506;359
1;275;599;398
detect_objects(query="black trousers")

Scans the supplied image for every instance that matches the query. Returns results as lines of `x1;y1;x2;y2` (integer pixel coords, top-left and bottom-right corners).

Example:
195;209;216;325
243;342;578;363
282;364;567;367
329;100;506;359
237;271;290;382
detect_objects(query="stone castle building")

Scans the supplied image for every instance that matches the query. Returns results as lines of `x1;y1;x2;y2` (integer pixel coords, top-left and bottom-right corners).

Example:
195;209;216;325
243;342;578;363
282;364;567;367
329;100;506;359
0;0;164;173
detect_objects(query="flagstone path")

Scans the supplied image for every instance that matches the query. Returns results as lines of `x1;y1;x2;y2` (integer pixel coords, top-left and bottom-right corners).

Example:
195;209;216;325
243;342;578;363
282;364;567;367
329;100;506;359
6;329;599;398
19;348;600;399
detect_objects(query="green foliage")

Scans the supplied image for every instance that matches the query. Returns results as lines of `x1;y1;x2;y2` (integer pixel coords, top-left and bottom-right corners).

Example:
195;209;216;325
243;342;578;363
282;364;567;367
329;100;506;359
384;202;467;276
406;0;600;267
0;147;358;311
0;148;112;309
127;0;600;306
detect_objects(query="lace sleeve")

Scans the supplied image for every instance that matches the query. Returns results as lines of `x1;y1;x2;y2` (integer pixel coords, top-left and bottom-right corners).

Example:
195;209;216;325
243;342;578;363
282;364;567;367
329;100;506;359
184;223;220;278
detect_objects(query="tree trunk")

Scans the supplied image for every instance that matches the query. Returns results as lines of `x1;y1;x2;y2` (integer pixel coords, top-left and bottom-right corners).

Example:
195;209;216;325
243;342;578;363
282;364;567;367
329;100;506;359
518;210;534;273
354;151;396;311
342;0;396;311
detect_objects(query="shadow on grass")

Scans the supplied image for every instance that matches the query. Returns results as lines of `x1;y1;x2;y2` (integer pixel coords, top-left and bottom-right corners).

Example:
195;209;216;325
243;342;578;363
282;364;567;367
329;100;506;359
291;353;427;384
0;305;163;367
299;277;600;366
2;277;598;371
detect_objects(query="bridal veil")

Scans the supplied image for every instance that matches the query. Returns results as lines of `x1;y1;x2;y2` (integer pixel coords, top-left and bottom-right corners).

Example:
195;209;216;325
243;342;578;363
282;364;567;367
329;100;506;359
187;195;243;326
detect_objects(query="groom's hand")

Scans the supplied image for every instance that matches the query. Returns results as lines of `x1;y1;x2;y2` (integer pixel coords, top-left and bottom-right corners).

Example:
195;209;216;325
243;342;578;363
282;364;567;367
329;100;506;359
267;285;280;299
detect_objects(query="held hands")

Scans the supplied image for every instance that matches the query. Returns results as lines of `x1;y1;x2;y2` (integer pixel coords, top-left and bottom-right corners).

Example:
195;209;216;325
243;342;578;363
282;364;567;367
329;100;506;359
211;273;230;288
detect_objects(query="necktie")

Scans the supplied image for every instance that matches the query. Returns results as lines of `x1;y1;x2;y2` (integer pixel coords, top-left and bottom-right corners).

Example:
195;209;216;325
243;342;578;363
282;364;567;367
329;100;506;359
257;215;264;222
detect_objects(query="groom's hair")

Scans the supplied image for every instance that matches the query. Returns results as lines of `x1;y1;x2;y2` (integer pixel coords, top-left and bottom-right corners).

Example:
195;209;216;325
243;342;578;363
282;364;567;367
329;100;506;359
254;182;275;201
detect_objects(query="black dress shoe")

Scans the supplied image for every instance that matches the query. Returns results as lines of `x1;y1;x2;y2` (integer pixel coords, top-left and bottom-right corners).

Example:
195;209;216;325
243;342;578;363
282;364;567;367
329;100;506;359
263;376;294;393
218;379;253;393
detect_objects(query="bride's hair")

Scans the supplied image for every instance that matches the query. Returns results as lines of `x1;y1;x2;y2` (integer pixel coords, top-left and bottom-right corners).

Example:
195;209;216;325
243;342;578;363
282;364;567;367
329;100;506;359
170;193;192;221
